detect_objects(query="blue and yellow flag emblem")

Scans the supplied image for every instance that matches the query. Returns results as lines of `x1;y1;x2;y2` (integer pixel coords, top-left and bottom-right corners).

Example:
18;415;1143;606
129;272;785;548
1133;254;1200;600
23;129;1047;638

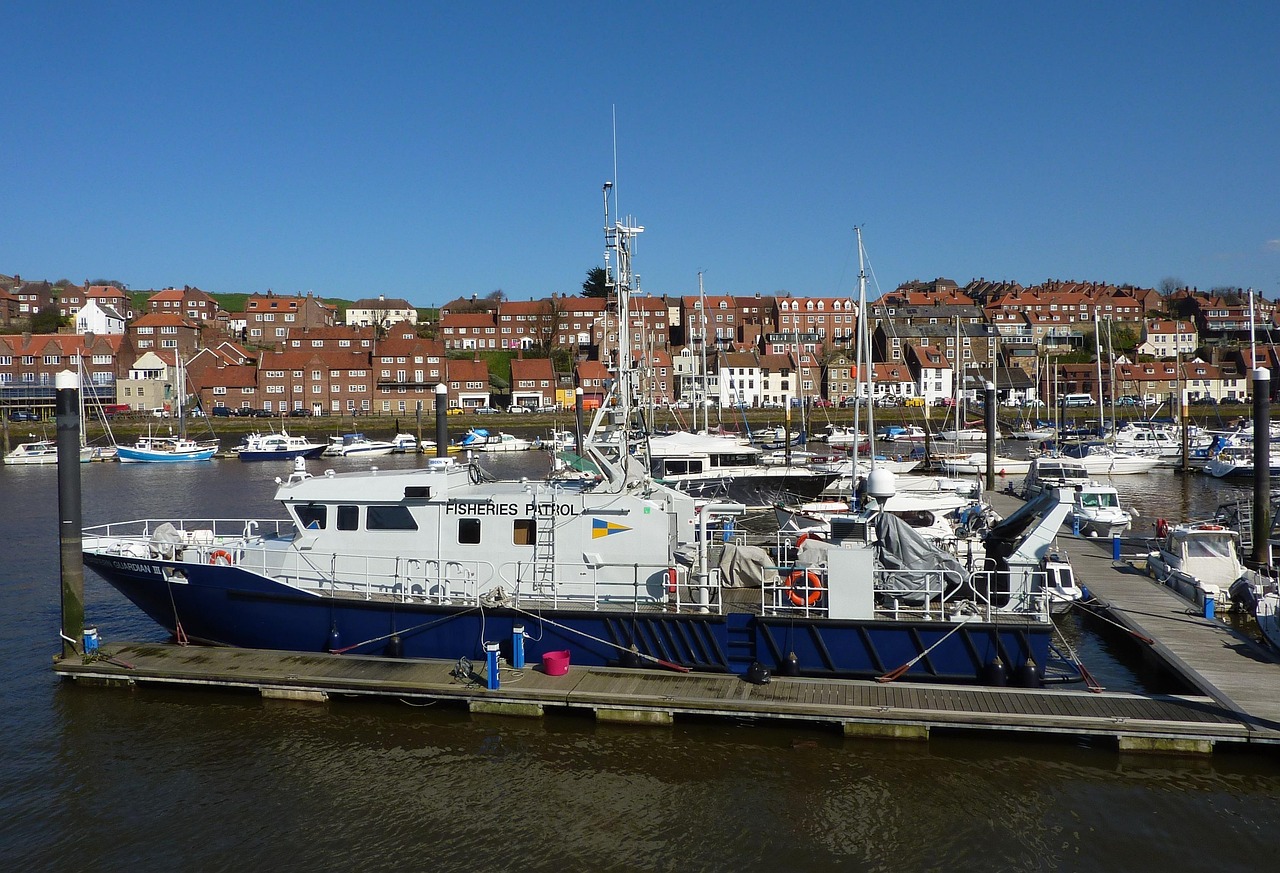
592;518;632;539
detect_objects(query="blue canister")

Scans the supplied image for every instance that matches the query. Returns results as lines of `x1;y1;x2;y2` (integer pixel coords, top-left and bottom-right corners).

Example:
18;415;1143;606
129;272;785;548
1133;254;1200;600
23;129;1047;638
83;626;100;655
511;624;526;669
485;641;500;690
1204;597;1216;620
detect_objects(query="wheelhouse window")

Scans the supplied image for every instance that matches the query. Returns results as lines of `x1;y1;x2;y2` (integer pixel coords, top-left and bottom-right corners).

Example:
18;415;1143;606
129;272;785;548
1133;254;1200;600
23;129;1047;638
513;518;535;546
367;505;418;530
296;504;326;530
337;505;359;531
458;518;481;544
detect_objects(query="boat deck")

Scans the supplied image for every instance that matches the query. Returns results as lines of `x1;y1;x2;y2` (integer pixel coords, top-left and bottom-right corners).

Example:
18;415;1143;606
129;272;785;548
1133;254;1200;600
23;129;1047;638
987;490;1280;742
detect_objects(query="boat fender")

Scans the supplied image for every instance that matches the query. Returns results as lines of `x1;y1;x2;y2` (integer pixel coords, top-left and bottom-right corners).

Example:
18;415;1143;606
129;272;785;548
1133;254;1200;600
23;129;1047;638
778;651;801;677
1014;658;1039;688
784;570;824;607
745;661;772;685
1155;518;1169;539
981;657;1008;687
209;549;234;566
385;634;403;659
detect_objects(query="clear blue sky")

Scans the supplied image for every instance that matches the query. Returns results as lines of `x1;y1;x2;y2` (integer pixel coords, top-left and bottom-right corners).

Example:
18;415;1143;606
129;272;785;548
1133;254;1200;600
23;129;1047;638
3;2;1277;305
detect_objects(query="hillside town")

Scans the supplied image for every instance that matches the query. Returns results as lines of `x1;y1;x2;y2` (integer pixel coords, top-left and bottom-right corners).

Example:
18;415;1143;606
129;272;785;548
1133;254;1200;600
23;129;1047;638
1;273;1277;419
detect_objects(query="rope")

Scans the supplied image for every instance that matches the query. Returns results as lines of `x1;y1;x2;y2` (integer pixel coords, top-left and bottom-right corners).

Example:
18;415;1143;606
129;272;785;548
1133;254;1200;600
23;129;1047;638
508;605;691;673
330;606;480;655
1051;620;1104;692
165;580;189;646
1073;598;1156;645
877;617;973;683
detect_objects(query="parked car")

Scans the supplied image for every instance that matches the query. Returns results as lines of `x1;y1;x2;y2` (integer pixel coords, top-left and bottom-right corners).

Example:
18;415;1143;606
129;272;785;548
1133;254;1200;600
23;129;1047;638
506;405;531;414
839;397;862;408
8;409;39;421
759;401;784;410
289;408;312;417
473;406;500;415
875;395;901;408
933;397;956;407
446;407;464;416
903;397;925;408
1190;396;1218;406
1116;395;1139;407
812;398;833;408
211;407;233;417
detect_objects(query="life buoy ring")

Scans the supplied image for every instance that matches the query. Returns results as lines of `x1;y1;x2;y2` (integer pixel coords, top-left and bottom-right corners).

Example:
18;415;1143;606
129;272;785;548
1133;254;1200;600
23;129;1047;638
1155;518;1169;539
209;549;234;566
785;569;823;607
795;532;810;549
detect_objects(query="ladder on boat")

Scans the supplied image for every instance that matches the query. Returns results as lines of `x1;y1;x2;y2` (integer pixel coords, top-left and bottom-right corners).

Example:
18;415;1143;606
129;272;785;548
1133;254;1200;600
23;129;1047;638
532;494;557;589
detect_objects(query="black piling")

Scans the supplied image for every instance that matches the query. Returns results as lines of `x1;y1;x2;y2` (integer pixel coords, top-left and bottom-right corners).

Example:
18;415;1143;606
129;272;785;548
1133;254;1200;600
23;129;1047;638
984;380;996;493
575;387;584;457
56;370;84;659
1252;367;1271;567
435;383;448;459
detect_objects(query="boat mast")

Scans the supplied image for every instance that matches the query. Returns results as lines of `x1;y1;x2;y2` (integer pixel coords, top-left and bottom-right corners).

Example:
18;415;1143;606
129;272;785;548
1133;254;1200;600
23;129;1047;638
1094;308;1106;438
857;227;876;474
698;270;708;432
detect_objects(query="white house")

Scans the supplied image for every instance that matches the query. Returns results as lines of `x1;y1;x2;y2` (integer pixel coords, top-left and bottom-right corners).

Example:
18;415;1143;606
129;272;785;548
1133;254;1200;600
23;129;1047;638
347;295;418;330
716;351;761;408
74;299;126;336
1137;320;1197;359
906;344;953;406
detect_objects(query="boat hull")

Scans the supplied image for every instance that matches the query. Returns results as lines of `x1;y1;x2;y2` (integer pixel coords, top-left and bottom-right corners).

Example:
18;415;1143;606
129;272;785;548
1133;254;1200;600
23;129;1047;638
83;552;1050;684
117;447;217;462
237;446;327;462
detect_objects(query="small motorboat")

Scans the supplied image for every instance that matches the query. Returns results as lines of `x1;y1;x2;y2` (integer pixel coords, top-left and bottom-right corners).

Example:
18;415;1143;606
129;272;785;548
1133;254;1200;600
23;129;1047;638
322;433;396;458
1146;520;1264;613
1068;483;1133;538
234;431;327;462
1042;548;1083;614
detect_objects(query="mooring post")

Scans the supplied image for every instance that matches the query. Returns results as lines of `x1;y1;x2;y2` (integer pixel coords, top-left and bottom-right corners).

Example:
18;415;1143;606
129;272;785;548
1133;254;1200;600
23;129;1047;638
434;383;448;459
575;386;584;457
56;370;84;659
984;380;996;492
414;400;423;454
1252;367;1271;567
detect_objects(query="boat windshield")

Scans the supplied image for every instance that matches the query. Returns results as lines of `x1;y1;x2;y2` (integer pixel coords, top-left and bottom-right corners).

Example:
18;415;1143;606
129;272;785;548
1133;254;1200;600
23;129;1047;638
1079;492;1118;508
1183;535;1235;560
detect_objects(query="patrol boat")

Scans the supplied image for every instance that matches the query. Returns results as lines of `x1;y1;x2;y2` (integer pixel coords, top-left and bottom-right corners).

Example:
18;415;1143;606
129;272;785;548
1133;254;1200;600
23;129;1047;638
79;203;1063;684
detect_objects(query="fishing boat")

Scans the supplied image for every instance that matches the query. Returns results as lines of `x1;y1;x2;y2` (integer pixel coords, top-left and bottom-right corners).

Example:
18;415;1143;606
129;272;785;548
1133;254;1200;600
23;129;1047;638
322;432;396;458
1067;483;1132;538
116;435;218;463
234;431;327;462
78;207;1066;686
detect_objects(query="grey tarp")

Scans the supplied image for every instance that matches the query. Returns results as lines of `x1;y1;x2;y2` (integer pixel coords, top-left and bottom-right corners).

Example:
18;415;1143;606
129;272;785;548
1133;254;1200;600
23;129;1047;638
716;542;777;589
873;511;970;604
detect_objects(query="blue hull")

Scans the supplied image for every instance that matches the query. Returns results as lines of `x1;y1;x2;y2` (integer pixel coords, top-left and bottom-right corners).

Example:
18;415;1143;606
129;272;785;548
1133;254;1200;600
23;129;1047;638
237;446;326;462
83;554;1050;684
116;448;217;462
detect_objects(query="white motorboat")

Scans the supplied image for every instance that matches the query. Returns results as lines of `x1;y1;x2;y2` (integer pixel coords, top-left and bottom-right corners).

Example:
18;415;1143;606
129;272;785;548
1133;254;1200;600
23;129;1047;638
1058;443;1160;475
322;432;396;458
1042;549;1084;614
1021;457;1092;498
391;433;425;453
938;427;999;443
1067;483;1132;538
1203;444;1280;479
477;432;534;452
2;439;59;465
648;431;839;505
1146;520;1264;613
817;424;865;446
941;452;1033;477
234;431;327;462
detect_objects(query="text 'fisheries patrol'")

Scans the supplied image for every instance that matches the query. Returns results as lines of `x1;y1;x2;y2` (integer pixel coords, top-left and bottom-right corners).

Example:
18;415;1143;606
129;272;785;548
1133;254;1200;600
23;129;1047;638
445;501;580;517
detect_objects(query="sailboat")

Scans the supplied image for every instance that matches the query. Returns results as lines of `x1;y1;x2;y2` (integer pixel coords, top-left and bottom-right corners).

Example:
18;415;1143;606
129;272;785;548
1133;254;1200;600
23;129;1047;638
116;356;220;462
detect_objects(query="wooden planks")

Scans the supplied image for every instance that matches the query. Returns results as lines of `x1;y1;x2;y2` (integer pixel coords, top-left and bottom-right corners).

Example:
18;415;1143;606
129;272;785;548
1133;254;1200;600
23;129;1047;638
53;641;1260;750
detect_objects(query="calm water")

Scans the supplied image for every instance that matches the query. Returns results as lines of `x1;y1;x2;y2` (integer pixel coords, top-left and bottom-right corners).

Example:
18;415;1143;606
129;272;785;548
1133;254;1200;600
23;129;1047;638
2;454;1279;872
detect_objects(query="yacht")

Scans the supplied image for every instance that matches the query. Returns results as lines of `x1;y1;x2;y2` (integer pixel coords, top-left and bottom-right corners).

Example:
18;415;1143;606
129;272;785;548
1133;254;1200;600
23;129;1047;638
1067;483;1132;538
322;433;396;458
1146;520;1263;613
234;431;327;462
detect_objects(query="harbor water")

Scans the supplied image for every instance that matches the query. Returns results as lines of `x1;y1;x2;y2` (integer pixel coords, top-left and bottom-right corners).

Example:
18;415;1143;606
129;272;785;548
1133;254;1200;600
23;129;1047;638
3;454;1279;871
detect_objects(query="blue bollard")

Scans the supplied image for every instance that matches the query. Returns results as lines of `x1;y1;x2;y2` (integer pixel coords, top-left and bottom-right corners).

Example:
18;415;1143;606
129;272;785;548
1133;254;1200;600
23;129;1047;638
1072;515;1081;537
1112;534;1121;561
512;624;526;669
485;641;500;690
1204;597;1216;620
83;626;99;655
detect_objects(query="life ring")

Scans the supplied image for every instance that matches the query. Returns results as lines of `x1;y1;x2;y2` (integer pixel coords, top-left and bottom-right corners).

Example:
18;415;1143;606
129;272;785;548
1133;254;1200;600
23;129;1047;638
1155;518;1169;539
795;532;810;548
209;549;234;566
785;569;823;607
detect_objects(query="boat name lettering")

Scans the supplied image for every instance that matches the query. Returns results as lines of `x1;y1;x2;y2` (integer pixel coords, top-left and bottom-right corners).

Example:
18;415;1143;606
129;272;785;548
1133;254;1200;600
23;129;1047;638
108;559;161;576
445;502;579;517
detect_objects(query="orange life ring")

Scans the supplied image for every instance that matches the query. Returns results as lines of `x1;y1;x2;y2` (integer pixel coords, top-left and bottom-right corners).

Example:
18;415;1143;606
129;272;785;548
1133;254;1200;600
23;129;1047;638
209;549;234;566
1155;518;1169;539
795;532;810;548
785;569;823;607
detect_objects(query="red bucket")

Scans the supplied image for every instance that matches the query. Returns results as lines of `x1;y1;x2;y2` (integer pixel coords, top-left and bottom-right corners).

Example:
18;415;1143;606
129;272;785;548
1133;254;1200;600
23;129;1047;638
542;650;570;676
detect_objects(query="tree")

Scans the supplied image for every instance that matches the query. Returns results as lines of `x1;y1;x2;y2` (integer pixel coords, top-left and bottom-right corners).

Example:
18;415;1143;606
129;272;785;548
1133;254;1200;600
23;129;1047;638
485;289;507;304
1158;277;1184;299
532;296;570;353
582;267;610;298
29;304;68;334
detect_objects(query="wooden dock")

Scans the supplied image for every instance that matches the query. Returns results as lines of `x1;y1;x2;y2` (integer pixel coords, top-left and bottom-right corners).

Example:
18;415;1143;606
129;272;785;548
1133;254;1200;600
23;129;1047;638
53;639;1270;754
987;490;1280;745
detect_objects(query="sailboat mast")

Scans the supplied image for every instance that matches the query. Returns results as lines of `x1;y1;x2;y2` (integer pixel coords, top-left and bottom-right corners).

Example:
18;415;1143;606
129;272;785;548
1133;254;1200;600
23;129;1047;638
857;228;875;472
1094;309;1105;436
698;271;708;432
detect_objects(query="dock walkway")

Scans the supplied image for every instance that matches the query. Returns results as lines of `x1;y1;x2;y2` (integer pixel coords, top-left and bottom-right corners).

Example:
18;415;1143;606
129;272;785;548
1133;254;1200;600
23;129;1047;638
988;489;1280;742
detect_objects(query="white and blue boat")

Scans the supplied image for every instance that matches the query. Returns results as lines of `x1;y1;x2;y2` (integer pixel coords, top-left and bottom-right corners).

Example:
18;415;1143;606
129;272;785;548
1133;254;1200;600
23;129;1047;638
322;432;396;458
78;206;1067;685
116;435;218;463
234;431;327;462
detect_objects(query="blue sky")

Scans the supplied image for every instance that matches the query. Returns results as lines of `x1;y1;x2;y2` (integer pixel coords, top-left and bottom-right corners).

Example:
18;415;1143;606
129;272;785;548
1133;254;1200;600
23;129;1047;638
2;2;1277;305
